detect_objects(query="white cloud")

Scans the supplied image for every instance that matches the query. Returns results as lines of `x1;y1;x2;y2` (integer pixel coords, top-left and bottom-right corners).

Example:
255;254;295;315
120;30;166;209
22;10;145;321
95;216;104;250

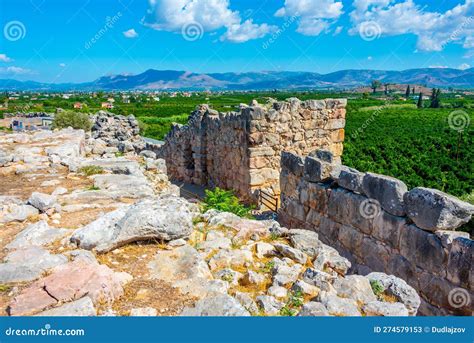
59;63;66;68
142;0;275;43
333;26;343;35
123;28;139;38
458;63;471;70
367;56;373;60
221;20;274;43
349;0;474;52
0;54;13;62
275;0;344;36
429;65;448;69
0;66;31;75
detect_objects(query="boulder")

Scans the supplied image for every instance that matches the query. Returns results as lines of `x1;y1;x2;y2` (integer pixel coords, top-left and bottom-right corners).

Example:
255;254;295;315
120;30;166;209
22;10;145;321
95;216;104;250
298;302;330;316
27;192;58;212
318;292;361;316
35;297;96;316
289;229;321;258
362;173;407;216
304;155;340;183
333;275;377;304
240;271;266;286
70;207;129;250
139;150;157;159
234;291;258;314
313;244;351;275
0;204;39;223
256;295;284;315
0;247;68;283
130;307;158;316
302;268;336;292
404;187;474;231
6;221;70;250
362;301;409;316
92;174;154;198
367;272;420;315
96;196;198;253
272;261;302;286
335;166;365;194
267;285;288;299
180;294;250;316
274;243;307;264
255;242;277;258
291;280;320;297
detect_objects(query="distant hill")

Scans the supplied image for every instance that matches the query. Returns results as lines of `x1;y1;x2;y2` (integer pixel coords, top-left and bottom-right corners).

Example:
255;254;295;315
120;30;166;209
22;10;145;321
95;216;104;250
1;67;473;91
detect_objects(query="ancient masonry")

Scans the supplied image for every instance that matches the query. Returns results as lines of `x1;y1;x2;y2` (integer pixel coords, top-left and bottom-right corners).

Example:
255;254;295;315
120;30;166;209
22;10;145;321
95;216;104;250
156;98;346;202
278;151;473;316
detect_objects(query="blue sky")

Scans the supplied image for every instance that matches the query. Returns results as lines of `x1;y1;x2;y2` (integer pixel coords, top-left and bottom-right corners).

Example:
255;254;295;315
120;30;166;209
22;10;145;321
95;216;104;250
0;0;473;83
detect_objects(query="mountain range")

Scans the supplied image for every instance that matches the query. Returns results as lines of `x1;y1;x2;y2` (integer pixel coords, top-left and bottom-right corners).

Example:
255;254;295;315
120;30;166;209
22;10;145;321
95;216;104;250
1;68;473;91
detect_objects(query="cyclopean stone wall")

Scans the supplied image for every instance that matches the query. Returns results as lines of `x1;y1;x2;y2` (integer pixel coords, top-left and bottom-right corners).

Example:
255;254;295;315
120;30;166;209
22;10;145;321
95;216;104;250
278;150;474;316
157;98;346;203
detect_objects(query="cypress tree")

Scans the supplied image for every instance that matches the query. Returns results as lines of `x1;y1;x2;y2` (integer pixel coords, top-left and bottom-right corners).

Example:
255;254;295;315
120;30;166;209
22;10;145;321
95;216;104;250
417;92;423;108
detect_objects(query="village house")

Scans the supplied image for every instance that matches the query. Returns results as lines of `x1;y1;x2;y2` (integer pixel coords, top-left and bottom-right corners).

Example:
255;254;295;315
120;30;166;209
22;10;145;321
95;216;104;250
101;102;114;109
73;102;83;109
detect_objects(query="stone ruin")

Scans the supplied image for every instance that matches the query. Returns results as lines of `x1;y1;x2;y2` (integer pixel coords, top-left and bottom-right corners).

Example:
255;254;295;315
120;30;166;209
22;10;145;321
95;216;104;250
151;97;473;316
156;98;346;203
278;150;473;316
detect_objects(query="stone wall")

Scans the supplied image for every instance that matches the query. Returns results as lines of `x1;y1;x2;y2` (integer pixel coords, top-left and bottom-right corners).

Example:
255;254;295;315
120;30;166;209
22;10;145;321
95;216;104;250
278;151;474;315
157;98;346;202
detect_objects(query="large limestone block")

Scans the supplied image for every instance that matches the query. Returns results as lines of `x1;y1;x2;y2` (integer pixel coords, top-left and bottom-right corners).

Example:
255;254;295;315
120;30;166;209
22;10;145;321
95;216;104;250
362;173;407;216
404;187;474;231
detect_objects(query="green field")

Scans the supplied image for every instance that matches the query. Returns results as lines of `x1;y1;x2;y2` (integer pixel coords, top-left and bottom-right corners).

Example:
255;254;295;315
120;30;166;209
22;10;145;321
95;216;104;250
1;91;473;199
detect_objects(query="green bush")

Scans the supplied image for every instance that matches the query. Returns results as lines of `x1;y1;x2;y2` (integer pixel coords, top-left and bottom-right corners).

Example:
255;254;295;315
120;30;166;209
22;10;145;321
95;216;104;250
370;280;385;298
52;110;92;131
78;165;104;176
202;187;254;218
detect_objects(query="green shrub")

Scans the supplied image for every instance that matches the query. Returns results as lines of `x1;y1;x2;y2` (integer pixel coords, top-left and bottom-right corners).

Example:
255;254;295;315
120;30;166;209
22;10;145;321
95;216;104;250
370;280;385;298
78;165;104;176
52;110;92;131
202;187;254;218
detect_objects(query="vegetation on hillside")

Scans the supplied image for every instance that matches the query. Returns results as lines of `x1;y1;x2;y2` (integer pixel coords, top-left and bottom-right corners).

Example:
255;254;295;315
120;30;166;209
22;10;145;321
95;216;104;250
202;187;254;218
52;110;92;131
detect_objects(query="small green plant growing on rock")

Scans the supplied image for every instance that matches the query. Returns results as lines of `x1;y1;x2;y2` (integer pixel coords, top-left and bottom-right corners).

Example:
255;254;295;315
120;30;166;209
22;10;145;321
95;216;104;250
52;110;92;131
280;290;304;316
370;280;385;299
202;187;254;218
78;165;104;176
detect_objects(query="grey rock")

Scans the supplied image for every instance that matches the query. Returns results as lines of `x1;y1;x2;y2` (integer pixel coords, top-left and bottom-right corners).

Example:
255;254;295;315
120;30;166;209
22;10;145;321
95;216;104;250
256;295;284;315
304;156;340;183
234;291;258;314
0;204;39;223
139;150;157;159
255;242;277;258
333;275;377;304
318;292;361;316
28;192;57;212
298;302;330;316
362;301;409;316
404;187;474;231
281;151;304;176
0;246;68;283
240;271;266;286
302;268;336;292
130;307;157;316
267;285;288;299
36;297;96;316
214;269;242;286
274;243;307;264
168;238;187;247
336;166;365;194
435;230;470;249
362;173;408;216
313;244;351;275
289;229;321;258
291;280;320;296
367;272;420;315
180;294;250;316
92;174;154;198
70;207;129;250
7;221;70;250
97;196;198;252
272;262;302;286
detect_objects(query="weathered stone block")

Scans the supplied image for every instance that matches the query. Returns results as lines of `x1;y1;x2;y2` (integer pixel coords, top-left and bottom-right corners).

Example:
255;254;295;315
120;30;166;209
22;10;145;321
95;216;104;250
327;188;373;234
318;217;341;244
404;187;474;231
325;119;346;130
338;224;363;254
359;238;389;271
284;199;306;222
446;237;473;288
372;211;405;249
330;129;345;142
362;173;407;216
335;166;364;194
299;182;329;214
399;225;446;275
281;152;304;176
304;156;340;183
303;100;326;110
